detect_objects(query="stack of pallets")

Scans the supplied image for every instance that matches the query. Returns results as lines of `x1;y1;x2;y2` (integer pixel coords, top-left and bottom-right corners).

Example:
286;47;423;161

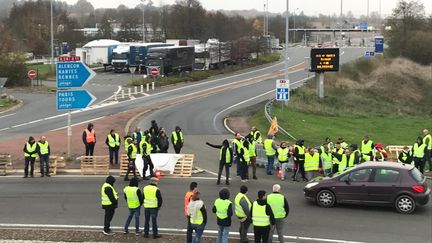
162;154;194;177
80;156;109;175
119;154;139;177
0;154;12;176
34;156;59;176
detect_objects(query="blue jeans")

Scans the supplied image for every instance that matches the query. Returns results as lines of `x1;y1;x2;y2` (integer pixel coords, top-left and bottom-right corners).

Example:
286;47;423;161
267;156;275;174
124;207;141;232
144;208;158;236
191;223;205;243
217;225;229;243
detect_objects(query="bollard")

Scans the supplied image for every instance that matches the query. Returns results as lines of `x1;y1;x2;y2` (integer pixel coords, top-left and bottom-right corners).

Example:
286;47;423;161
121;89;125;99
114;92;117;101
128;88;131;97
140;85;144;93
152;82;155;90
134;86;138;95
146;83;149;92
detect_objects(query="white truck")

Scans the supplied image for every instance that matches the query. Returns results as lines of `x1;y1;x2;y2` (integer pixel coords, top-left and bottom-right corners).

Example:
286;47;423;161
76;39;120;70
194;39;231;71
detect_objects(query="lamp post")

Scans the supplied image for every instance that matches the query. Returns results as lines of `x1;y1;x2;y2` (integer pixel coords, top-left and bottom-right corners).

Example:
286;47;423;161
50;0;54;65
285;0;289;81
293;8;299;44
141;0;146;42
340;0;343;47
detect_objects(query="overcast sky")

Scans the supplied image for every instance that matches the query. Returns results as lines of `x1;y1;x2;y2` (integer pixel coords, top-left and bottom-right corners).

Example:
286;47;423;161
64;0;432;17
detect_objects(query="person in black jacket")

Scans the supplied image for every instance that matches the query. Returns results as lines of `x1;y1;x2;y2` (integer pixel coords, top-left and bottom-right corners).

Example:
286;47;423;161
149;120;159;137
250;190;275;243
23;136;37;178
206;139;233;185
212;188;233;243
398;146;413;164
102;176;118;235
157;130;169;153
171;126;184;154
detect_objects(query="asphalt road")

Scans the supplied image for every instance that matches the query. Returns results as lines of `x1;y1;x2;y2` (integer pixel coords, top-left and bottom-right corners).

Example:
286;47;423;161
0;175;430;243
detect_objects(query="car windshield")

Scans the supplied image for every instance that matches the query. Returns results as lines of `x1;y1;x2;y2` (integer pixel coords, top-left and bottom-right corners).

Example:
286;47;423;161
409;168;424;183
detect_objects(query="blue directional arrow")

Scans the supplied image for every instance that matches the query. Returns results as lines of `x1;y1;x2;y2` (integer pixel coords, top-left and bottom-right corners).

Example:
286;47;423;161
56;62;96;88
57;90;96;110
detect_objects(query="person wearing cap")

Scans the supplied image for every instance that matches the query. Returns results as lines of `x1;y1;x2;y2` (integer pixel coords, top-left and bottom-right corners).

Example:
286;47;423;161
360;135;374;161
212;188;233;243
412;136;427;173
188;191;207;243
422;129;431;171
374;143;387;162
82;123;96;156
143;177;163;239
123;177;144;235
250;190;275;243
23;136;37;178
106;129;121;165
264;134;278;175
37;136;51;177
101;176;118;236
185;182;198;243
234;185;252;243
398;146;413;164
267;184;290;243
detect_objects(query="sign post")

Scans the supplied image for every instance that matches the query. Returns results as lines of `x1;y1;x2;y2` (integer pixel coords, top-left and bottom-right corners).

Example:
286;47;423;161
374;36;384;54
56;59;96;158
27;70;37;87
310;48;340;98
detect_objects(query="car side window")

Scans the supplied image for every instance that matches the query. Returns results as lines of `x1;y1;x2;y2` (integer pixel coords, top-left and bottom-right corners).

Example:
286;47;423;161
349;169;373;182
374;169;400;183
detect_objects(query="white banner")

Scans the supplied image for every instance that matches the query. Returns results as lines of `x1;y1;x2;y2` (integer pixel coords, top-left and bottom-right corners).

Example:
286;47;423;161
135;153;183;177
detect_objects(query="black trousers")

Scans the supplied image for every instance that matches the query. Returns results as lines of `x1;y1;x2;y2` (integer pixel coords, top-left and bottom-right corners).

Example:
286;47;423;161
144;156;154;177
240;161;249;180
24;157;35;177
125;160;137;178
217;161;230;183
186;217;192;243
103;207;116;232
254;225;270;243
293;160;306;179
85;142;95;156
39;155;50;175
414;157;425;173
108;147;119;164
174;145;182;154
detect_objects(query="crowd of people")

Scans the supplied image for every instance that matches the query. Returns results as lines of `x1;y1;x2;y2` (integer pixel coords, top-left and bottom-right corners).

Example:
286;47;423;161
101;177;290;243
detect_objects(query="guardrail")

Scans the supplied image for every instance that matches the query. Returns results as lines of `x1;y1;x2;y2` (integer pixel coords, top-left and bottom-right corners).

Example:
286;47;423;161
264;100;297;140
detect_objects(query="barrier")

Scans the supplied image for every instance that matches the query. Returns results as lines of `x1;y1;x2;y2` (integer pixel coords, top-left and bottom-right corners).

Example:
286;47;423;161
34;156;59;176
386;145;412;161
119;154;139;177
0;154;13;176
80;156;109;175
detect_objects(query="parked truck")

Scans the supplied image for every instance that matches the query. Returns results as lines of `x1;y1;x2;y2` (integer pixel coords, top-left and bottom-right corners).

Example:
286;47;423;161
194;39;231;70
112;42;173;73
76;39;120;70
144;46;194;76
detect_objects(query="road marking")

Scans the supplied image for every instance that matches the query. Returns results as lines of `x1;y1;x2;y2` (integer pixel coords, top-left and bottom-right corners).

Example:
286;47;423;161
50;116;106;132
0;224;365;243
0;113;16;119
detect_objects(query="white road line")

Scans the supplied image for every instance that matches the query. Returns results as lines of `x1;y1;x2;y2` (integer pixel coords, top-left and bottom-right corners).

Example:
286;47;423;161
0;175;218;179
0;113;16;119
50;116;106;132
0;128;10;132
0;224;364;243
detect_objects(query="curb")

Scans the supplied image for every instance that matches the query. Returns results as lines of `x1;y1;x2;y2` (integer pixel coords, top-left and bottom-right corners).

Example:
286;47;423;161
0;99;23;115
124;109;151;135
223;117;236;135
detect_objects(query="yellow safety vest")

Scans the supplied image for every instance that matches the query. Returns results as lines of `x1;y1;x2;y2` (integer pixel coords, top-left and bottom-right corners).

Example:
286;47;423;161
232;139;242;154
305;153;320;171
332;148;344;165
252;201;270;227
361;140;374;155
348;150;360;167
190;207;204;225
264;139;276;156
124;138;132;151
251;130;262;143
124;186;140;209
139;140;152;155
413;143;426;158
101;183;118;206
234;193;251;218
24;142;37;158
172;131;184;145
321;152;333;170
107;133;120;148
143;185;159;208
38;142;49;155
423;134;432;150
128;143;138;159
249;141;256;157
242;146;250;164
267;193;286;219
214;198;231;219
338;155;348;173
277;147;289;162
220;147;232;164
294;145;305;160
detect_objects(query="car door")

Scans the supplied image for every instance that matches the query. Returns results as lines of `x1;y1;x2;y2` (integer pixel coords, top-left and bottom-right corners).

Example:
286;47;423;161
367;168;401;203
332;168;373;202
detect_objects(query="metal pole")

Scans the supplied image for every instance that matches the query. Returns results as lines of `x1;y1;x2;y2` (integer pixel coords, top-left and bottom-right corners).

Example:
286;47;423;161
284;0;290;106
340;0;343;47
142;0;146;42
67;111;71;158
50;0;54;65
319;73;324;98
366;0;369;47
263;2;266;36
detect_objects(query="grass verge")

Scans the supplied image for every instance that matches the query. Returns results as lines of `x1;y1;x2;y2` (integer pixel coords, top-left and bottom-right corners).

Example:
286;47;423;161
26;64;55;80
0;97;19;112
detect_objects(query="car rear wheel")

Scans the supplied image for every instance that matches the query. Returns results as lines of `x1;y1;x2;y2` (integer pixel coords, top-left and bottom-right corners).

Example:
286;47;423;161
395;195;416;214
316;189;336;207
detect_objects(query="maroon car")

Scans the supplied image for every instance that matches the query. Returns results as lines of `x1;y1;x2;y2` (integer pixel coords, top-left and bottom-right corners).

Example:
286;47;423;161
304;162;430;214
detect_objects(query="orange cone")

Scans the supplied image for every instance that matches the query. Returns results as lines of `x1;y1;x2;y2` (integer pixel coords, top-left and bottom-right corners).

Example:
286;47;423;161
155;170;161;179
278;168;282;178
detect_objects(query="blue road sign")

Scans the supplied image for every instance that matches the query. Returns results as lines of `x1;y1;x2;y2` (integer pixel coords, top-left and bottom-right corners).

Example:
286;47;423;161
364;51;375;58
57;62;96;88
57;90;96;110
375;36;384;54
360;22;368;31
276;88;289;101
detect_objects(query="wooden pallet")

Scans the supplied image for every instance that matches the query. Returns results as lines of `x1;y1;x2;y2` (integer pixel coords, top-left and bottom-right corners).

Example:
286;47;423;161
386;145;412;161
119;154;140;177
0;154;12;176
80;156;109;175
57;156;66;169
162;154;194;177
34;156;58;176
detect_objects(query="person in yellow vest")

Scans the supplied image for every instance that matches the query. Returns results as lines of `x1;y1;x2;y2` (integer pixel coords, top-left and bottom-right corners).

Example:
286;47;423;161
23;136;37;178
412;136;427;173
422;129;432;172
235;186;252;243
338;137;349;150
140;135;154;179
264;134;278;175
267;184;290;243
37;136;51;177
332;149;350;173
124;135;132;152
82;123;96;156
185;182;198;243
320;146;333;176
305;148;321;181
250;190;275;243
143;177;163;239
348;144;361;168
277;142;291;181
250;126;263;144
132;127;144;146
105;129;121;165
360;135;374;161
101;176;118;236
188;191;207;243
240;140;250;182
293;139;307;181
171;126;184;154
331;142;345;174
123;177;143;235
212;188;233;243
398;146;413;164
206;139;233;185
246;135;258;180
125;139;138;181
232;132;244;177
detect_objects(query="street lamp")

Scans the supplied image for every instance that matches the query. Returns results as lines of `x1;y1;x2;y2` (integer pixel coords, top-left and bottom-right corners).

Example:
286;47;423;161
293;8;299;44
50;0;54;64
285;0;289;81
141;0;146;42
339;0;343;47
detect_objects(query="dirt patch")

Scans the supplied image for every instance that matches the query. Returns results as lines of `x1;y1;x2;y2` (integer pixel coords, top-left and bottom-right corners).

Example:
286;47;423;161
226;101;268;135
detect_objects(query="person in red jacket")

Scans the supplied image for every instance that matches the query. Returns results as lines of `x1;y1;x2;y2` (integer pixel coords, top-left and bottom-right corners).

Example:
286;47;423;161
82;123;96;156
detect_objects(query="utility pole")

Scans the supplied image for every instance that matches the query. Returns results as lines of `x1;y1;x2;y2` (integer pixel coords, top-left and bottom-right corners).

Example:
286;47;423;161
340;0;343;47
141;0;146;42
50;0;54;65
284;0;290;106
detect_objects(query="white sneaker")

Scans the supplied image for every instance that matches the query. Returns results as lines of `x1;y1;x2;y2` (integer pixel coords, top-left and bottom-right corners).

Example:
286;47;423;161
103;231;115;236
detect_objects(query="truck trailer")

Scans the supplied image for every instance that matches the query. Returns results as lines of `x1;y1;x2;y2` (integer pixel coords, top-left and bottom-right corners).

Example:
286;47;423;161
145;46;195;76
194;39;231;70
